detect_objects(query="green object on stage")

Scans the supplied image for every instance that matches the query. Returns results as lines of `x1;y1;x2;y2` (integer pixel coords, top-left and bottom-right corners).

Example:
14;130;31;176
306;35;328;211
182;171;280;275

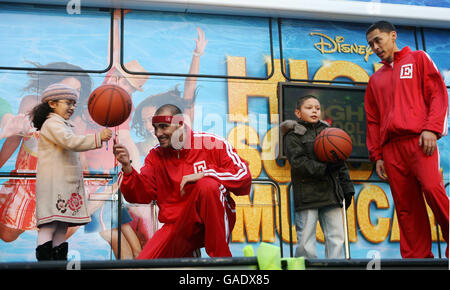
256;242;282;270
242;245;258;269
281;257;306;270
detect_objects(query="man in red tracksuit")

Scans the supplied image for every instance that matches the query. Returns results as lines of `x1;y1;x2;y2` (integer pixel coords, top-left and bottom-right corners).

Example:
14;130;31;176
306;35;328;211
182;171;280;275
365;21;449;258
113;104;251;259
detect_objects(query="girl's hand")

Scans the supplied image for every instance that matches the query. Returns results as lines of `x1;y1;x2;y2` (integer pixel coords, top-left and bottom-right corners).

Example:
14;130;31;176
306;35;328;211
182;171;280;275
100;128;113;142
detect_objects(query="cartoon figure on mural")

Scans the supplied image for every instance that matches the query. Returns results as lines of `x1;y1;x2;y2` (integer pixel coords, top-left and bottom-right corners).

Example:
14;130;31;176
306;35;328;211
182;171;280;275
129;28;207;247
0;61;92;244
132;27;206;156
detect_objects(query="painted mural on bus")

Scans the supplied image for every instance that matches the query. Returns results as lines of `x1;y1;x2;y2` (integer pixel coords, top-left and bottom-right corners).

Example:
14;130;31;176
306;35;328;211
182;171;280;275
0;3;448;261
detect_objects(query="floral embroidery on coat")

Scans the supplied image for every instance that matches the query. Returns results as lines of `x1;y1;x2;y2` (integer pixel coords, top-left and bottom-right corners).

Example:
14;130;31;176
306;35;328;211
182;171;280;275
67;193;83;214
56;194;67;213
56;193;83;215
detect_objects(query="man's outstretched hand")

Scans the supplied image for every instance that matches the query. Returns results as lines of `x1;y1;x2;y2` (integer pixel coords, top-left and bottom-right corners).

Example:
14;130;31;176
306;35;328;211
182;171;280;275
113;139;132;174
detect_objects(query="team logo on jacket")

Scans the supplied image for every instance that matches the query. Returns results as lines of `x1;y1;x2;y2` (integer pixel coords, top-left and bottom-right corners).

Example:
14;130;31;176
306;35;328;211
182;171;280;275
194;160;207;173
400;64;413;79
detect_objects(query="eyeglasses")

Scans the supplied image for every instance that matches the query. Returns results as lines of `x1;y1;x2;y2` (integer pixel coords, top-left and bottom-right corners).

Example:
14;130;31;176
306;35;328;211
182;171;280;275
58;100;77;108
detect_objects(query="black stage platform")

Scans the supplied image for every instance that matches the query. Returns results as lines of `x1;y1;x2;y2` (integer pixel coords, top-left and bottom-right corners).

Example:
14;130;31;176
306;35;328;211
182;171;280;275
0;257;448;270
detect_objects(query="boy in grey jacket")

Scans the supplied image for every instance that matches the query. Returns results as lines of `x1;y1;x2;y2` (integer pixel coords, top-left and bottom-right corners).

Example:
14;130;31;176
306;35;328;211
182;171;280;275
281;95;354;259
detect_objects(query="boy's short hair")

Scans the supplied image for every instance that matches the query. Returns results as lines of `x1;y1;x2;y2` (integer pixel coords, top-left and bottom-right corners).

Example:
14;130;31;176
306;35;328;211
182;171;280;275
366;21;396;35
296;95;319;109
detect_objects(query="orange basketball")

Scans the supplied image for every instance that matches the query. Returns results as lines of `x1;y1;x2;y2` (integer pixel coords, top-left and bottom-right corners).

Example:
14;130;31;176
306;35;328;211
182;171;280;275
88;84;132;127
314;128;353;162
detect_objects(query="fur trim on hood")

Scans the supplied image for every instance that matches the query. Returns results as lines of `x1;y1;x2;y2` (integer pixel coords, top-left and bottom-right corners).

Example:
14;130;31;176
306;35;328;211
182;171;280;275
280;119;329;136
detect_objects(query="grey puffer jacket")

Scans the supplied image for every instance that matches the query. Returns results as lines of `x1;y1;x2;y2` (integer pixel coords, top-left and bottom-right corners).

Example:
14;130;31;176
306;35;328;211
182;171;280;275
281;119;355;211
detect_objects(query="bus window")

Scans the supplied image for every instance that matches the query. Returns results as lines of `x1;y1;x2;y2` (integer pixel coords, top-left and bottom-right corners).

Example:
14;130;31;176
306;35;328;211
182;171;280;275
0;3;112;73
121;10;274;80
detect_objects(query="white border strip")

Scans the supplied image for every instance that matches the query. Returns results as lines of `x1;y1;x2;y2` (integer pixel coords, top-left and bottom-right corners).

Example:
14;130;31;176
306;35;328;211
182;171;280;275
8;0;450;29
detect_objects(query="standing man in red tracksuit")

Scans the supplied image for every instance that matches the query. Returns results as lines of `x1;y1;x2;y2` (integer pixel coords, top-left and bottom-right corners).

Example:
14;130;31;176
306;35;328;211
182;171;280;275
365;21;449;258
113;104;251;259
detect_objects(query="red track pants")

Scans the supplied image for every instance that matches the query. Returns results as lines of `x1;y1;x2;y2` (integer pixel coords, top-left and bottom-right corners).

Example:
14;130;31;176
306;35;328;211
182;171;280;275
383;136;449;258
136;177;236;259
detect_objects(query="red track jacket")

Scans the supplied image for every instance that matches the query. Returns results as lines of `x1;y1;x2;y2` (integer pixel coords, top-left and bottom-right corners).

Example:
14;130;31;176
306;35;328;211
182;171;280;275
120;129;252;224
365;46;449;162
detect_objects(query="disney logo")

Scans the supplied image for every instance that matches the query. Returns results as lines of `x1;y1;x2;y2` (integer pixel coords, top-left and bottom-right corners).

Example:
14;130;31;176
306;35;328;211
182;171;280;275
310;32;373;62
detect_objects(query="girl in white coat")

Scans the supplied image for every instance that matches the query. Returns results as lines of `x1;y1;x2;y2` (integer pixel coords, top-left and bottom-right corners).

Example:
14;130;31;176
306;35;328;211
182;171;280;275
30;83;112;261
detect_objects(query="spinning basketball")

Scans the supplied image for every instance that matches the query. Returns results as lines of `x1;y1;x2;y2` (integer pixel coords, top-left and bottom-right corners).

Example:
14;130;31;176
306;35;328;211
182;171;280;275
88;84;132;127
314;128;353;162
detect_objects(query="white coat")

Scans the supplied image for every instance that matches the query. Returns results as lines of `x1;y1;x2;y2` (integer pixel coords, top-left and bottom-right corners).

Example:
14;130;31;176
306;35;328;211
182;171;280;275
36;113;102;227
